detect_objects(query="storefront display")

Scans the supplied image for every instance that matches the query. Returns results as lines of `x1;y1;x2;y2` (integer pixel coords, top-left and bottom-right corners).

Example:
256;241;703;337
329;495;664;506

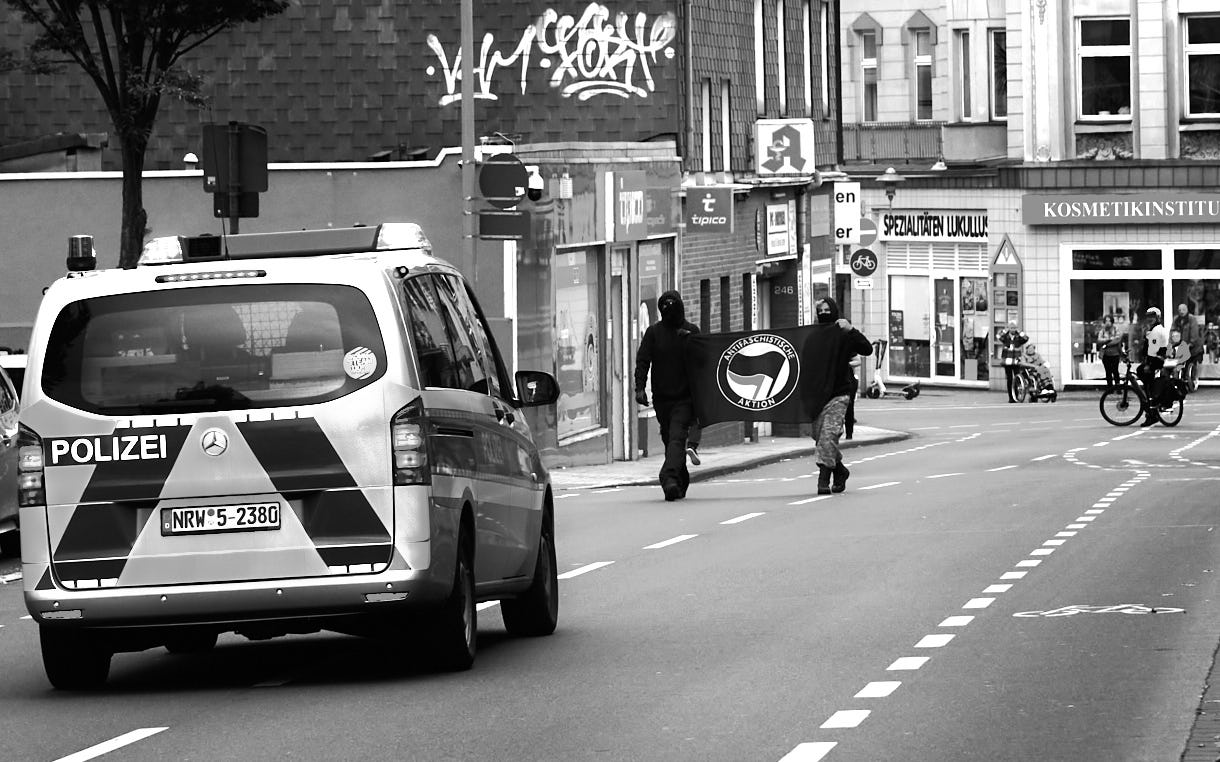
554;248;602;437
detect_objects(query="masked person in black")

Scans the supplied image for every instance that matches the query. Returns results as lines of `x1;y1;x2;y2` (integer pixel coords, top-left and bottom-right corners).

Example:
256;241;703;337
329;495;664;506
634;290;699;501
800;297;873;495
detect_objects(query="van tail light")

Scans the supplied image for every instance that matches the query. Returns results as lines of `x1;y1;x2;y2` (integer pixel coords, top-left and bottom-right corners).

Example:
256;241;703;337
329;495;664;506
17;423;45;507
392;398;430;486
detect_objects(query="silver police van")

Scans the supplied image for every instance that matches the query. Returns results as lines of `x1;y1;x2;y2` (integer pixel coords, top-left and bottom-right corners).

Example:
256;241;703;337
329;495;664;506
19;223;560;689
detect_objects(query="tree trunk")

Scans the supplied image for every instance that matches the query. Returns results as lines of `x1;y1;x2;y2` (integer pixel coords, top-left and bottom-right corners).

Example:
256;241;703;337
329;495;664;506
118;133;149;269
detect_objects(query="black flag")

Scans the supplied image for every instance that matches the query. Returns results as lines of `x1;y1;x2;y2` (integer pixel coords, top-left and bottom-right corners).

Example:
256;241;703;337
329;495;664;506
687;325;817;425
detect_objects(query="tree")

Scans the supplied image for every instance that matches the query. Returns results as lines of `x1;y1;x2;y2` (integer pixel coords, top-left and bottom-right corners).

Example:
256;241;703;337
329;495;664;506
4;1;289;267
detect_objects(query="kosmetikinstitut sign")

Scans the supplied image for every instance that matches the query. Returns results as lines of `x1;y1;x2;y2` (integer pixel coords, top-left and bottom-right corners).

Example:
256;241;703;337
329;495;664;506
1022;193;1220;225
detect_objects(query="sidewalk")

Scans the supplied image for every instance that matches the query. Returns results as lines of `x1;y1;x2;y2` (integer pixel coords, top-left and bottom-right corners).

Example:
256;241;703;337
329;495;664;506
548;425;909;491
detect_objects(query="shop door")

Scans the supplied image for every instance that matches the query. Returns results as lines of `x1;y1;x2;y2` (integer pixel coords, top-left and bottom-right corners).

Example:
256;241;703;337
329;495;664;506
610;247;629;460
933;277;957;380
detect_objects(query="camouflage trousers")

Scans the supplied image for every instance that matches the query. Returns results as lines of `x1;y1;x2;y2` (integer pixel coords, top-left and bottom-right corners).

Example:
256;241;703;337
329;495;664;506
813;394;851;469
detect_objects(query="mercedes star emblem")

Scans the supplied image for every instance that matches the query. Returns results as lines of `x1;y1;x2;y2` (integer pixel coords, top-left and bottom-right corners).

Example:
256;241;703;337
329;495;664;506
201;428;229;457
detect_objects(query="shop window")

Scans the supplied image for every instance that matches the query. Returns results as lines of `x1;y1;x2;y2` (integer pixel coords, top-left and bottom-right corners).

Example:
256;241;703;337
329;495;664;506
1077;18;1132;120
888;274;931;377
960;276;989;381
1071;249;1161;270
636;242;673;411
1173;274;1220;379
554;249;602;438
1069;279;1163;381
990;30;1008;120
1185;16;1220;118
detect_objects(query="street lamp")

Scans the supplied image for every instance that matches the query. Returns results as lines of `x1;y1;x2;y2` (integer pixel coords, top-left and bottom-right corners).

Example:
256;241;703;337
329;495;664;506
876;166;906;208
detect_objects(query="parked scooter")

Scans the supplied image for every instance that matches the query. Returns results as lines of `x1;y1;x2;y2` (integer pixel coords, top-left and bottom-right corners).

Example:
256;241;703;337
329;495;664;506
863;340;921;400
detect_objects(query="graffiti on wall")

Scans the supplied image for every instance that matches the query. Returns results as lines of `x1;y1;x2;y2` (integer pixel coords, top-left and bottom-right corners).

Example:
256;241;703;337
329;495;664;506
425;3;677;105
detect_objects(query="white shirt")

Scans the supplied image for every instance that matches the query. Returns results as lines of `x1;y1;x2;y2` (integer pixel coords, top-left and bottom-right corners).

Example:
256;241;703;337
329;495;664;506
1146;324;1170;359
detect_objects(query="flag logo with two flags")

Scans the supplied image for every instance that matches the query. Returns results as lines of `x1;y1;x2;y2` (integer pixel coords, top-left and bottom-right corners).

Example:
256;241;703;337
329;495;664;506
688;326;815;425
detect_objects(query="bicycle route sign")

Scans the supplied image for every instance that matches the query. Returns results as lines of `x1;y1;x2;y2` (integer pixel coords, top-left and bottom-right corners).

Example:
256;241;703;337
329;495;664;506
850;248;878;277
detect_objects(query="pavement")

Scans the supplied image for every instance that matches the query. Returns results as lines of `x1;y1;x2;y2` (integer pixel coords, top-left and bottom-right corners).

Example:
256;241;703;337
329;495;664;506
548;424;909;491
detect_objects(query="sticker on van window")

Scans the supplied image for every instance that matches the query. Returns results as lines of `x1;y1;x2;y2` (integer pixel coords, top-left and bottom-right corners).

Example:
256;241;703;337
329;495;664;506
343;347;377;379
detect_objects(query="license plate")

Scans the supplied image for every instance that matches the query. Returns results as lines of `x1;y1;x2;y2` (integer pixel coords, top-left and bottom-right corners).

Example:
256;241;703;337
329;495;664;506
162;503;281;535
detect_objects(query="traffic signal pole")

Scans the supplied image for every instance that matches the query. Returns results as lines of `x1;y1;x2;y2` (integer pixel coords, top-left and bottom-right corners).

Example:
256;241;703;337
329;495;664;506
460;0;476;281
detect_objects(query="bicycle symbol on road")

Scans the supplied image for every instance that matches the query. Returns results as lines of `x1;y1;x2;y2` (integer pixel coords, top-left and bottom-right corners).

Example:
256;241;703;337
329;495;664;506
1013;604;1184;617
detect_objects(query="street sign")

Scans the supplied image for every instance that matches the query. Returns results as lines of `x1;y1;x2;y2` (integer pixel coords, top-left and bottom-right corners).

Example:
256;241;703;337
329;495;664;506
850;248;878;277
858;216;878;247
833;182;861;244
854;277;874;290
687;187;733;233
478;209;530;240
479;153;529;209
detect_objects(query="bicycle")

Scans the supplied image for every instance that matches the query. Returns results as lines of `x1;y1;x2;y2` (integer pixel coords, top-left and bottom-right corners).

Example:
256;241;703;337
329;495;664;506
1099;354;1184;427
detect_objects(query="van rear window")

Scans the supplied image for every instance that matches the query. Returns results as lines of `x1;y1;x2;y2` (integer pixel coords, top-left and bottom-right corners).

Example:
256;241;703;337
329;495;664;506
42;284;387;415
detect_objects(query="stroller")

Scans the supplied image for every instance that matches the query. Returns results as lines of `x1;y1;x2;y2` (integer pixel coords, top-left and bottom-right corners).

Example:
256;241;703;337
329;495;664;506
1019;344;1058;403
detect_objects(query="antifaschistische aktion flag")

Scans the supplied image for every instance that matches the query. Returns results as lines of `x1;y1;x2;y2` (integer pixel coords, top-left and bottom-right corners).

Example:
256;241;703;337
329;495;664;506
686;325;817;425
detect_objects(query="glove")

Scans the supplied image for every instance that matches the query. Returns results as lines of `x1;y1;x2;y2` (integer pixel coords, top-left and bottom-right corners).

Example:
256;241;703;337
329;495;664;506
635;390;649;406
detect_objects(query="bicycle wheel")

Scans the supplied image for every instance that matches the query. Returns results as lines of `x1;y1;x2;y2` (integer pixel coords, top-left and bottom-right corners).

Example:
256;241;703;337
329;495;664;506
1013;371;1029;403
1100;384;1144;426
1187;360;1200;393
1156;398;1184;427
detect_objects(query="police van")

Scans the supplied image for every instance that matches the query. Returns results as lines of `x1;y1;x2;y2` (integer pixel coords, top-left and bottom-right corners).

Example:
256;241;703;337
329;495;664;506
18;223;561;689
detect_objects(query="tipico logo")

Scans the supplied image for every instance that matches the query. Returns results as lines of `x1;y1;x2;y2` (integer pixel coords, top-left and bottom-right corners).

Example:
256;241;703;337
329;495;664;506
715;334;800;411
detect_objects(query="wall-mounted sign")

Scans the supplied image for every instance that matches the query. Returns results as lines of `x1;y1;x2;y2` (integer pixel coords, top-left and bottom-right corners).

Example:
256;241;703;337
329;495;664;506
612;170;647;242
1022;193;1220;225
645;187;678;236
687;187;733;233
879;210;989;241
766;203;791;257
755;118;816;176
833;182;862;244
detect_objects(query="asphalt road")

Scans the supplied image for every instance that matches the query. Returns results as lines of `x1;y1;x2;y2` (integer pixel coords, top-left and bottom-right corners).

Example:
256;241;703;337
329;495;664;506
1;391;1218;761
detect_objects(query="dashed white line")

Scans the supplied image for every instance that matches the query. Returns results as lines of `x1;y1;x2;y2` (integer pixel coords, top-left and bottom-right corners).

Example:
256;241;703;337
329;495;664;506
855;681;901;698
1066;523;1087;529
1076;516;1097;522
0;571;21;584
54;728;168;762
591;488;622;494
778;742;837;761
643;534;697;550
557;561;614;580
858;481;901;491
1043;539;1066;546
476;601;500;611
987;465;1018;472
821;710;870;729
1016;559;1042;567
1030;548;1055;556
927;472;964;479
887;656;930;671
721;512;765;525
963;597;995;609
915;634;955;648
983;584;1013;593
789;495;832;506
1032;454;1059;461
939;615;974;627
555;494;579;499
1001;571;1027;580
1056;531;1077;537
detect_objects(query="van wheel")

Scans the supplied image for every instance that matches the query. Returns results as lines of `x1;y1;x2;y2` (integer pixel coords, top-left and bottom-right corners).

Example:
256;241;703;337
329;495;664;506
0;530;19;559
165;631;218;654
502;522;558;637
429;535;476;671
40;627;111;690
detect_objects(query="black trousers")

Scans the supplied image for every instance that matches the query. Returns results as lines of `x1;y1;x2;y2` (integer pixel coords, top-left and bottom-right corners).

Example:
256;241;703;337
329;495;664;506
1101;354;1121;391
1138;358;1165;407
1004;364;1019;401
654;398;693;494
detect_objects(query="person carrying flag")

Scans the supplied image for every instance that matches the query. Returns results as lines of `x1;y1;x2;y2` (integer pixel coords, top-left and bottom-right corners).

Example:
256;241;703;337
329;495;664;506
799;297;873;495
634;290;700;501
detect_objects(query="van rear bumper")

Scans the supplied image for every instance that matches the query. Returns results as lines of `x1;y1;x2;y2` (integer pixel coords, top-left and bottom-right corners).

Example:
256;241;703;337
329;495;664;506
23;565;452;629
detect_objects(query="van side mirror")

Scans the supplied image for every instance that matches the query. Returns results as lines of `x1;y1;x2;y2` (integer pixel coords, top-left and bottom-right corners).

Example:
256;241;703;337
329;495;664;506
515;370;560;407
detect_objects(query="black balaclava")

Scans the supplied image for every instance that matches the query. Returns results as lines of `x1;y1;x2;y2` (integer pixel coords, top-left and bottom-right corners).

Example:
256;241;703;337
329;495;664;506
658;290;685;328
815;296;840;324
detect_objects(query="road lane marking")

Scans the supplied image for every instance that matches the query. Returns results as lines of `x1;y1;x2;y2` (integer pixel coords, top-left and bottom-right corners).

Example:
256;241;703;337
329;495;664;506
915;634;955;648
789;496;832;506
983;584;1013;593
1032;454;1058;461
0;571;21;584
643;534;697;550
1086;508;1105;514
20;615;31;620
476;602;500;611
987;465;1017;472
778;742;837;761
558;561;615;579
555;494;579;499
1056;531;1077;537
54;728;168;762
1093;442;1110;447
963;597;995;609
821;710;870;729
939;615;974;626
858;481;900;490
887;656;930;670
855;681;901;698
1043;539;1066;546
1016;559;1042;567
1030;548;1055;556
721;512;765;525
1001;571;1027;580
927;472;963;479
591;488;622;494
1067;523;1087;529
1076;516;1097;522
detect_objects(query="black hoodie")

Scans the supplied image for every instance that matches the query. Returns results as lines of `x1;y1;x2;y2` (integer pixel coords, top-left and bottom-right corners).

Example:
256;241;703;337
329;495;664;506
634;290;700;403
799;297;873;421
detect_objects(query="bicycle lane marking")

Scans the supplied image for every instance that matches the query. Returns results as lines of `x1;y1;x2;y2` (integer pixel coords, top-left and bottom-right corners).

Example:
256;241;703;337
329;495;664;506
1168;422;1220;469
775;453;1150;760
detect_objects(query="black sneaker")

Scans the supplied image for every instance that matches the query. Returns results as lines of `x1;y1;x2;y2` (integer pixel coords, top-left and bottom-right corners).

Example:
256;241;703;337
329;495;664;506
663;482;682;501
1140;416;1158;427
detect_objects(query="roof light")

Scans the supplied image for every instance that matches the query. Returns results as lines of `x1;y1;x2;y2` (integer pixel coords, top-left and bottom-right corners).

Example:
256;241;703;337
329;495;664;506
66;235;96;272
376;223;431;252
139;236;184;266
155;270;266;284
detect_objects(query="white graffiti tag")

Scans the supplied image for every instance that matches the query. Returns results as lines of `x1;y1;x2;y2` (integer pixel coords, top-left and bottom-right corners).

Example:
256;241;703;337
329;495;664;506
425;3;676;105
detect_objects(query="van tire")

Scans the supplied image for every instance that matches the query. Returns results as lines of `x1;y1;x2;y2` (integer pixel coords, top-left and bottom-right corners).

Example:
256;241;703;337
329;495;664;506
0;529;19;559
40;626;111;690
501;521;558;637
429;533;476;671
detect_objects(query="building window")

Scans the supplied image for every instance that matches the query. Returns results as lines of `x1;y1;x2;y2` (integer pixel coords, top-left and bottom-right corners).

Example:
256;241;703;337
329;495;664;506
1077;18;1131;119
1185;15;1220;117
755;0;765;115
861;31;878;122
720;276;732;332
989;29;1008;119
914;29;933;121
701;79;712;172
721;80;731;170
820;0;830;116
777;0;787;115
699;279;712;333
956;30;972;120
554;249;602;438
803;0;813;116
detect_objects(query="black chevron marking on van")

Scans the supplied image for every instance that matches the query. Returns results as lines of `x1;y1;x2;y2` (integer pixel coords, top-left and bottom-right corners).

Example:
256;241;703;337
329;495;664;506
34;568;54;590
52;500;155;581
76;427;192;503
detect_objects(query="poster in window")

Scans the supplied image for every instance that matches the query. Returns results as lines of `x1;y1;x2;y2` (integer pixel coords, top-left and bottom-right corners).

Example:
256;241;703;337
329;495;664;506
1006;290;1019;306
975;282;989;312
1007;309;1020;324
994;308;1007;323
993;289;1005;307
1006;273;1018;288
1103;291;1129;325
962;279;975;314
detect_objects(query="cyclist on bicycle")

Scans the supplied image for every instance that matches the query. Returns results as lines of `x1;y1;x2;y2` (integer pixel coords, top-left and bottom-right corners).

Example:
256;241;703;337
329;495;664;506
999;320;1029;403
1139;307;1170;427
